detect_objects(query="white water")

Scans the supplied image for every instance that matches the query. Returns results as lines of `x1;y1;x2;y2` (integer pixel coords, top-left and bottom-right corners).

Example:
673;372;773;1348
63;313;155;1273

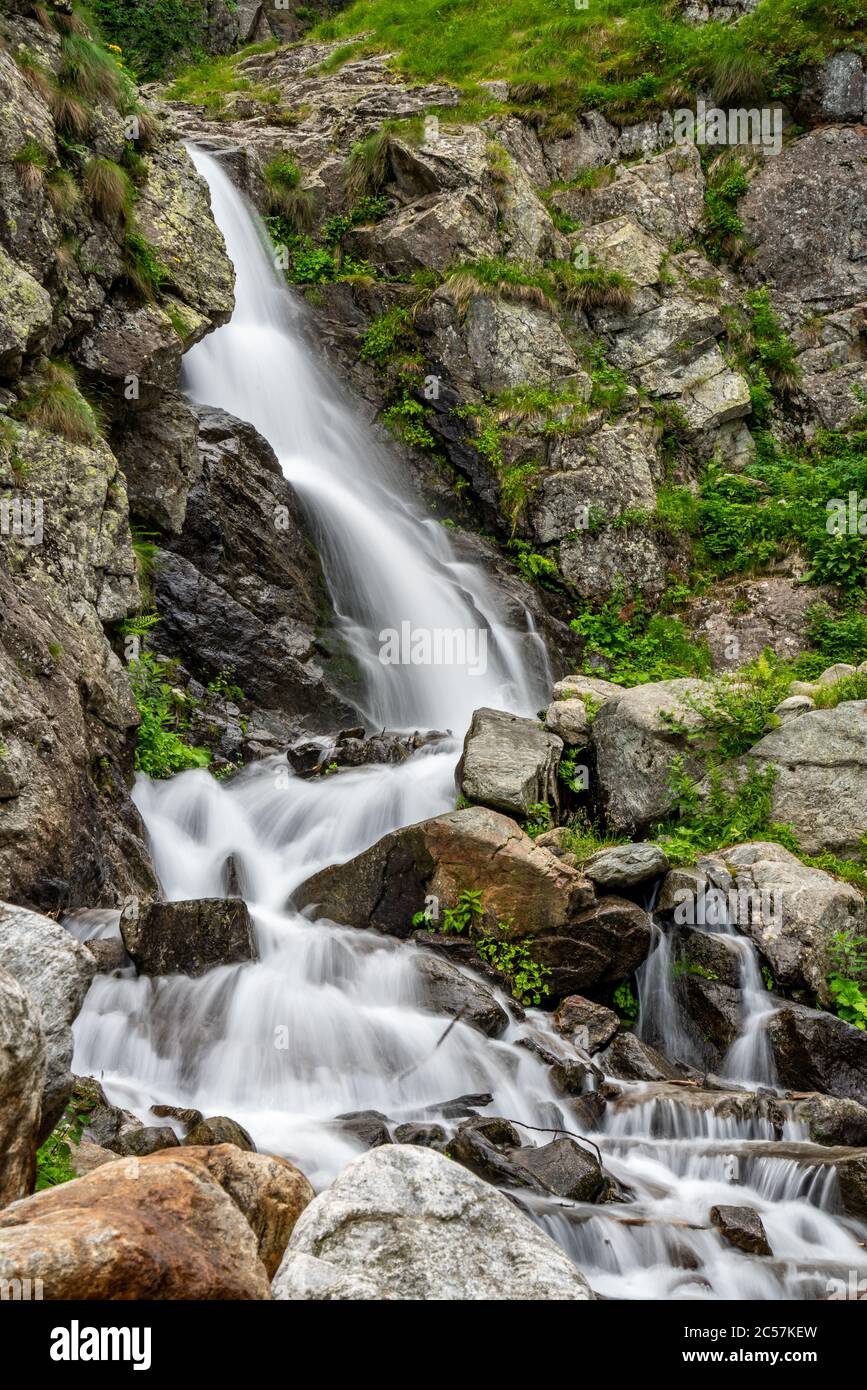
72;150;867;1298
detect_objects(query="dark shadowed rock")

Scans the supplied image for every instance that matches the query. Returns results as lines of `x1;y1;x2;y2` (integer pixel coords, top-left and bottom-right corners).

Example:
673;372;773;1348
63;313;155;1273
836;1154;867;1222
448;1116;605;1202
117;1126;180;1158
412;951;509;1037
710;1205;772;1256
767;1004;867;1107
392;1123;446;1148
121;898;257;977
596;1032;684;1082
529;897;654;1004
335;1111;392;1150
0;966;45;1205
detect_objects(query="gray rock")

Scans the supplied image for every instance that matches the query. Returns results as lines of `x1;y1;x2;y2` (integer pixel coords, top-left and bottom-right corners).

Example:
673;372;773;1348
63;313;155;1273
817;51;865;121
596;1032;683;1082
530;896;654;1005
688;579;832;674
591;678;711;833
457;707;563;817
183;1115;257;1151
121;898;258;977
273;1144;595;1300
584;842;669;890
545;698;590;745
116;1125;180;1158
412;952;509;1038
0;966;45;1205
551;145;705;246
710;1205;772;1256
0;902;96;1139
730;702;867;857
392;1123;446;1148
767;1003;867;1108
463;296;580;393
335;1111;392;1150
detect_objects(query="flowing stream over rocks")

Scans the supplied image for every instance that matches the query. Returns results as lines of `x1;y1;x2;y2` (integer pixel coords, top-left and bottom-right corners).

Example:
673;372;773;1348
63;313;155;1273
72;150;867;1300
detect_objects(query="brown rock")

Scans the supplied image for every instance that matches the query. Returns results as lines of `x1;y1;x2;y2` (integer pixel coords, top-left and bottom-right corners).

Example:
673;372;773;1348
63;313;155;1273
554;995;620;1053
710;1205;772;1256
121;898;258;977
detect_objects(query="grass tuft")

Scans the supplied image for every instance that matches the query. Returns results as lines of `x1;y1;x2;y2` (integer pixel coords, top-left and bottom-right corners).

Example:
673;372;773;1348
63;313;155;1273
13;361;100;444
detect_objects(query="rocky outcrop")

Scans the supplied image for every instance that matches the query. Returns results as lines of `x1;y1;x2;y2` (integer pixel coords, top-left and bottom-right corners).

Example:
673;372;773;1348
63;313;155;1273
0;1143;310;1297
767;1003;867;1108
730;704;867;858
591;679;710;832
553;995;620;1053
120;898;258;977
710;1205;772;1257
456;707;562;816
294;806;595;940
0;967;45;1206
272;1143;595;1300
0;903;95;1138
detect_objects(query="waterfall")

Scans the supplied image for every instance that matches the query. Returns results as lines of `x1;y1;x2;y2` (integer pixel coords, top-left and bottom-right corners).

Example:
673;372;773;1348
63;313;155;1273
70;149;867;1299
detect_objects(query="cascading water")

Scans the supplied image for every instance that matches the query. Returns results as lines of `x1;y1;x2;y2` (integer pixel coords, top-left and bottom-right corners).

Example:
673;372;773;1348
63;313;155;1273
71;149;867;1298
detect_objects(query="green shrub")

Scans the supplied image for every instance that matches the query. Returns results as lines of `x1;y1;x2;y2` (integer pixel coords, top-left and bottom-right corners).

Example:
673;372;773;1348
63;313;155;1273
414;889;550;1005
89;0;207;80
703;156;749;264
13;361;100;444
827;929;867;1029
84;157;134;224
359;307;414;366
570;584;712;686
35;1101;89;1191
123;230;168;300
130;652;211;779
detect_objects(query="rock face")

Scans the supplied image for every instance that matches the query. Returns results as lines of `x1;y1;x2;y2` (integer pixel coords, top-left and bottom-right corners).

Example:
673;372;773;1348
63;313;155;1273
154;406;356;737
294;806;595;940
120;899;258;977
457;707;562;816
0;903;95;1139
591;680;710;832
732;704;867;858
767;1004;867;1108
0;1144;307;1297
0;967;45;1206
272;1144;595;1300
713;843;865;1002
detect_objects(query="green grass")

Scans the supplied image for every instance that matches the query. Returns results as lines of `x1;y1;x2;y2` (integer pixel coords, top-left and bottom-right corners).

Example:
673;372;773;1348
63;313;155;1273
312;0;864;124
165;52;280;114
84;157;134;224
123;230;168;300
570;583;712;686
13;361;100;444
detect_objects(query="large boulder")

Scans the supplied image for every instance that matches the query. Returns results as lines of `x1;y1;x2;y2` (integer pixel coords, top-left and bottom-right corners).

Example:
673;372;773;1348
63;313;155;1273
0;903;95;1139
591;679;711;833
553;995;620;1053
294;806;595;941
731;703;867;858
583;842;669;891
767;1003;867;1108
412;952;509;1037
528;896;653;1003
0;1144;307;1297
457;708;562;817
0;967;45;1206
120;898;258;977
272;1144;594;1300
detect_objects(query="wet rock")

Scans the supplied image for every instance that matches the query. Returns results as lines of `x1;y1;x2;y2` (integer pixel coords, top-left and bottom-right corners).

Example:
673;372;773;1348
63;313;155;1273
0;967;45;1205
596;1032;683;1083
0;1146;279;1299
151;1104;204;1130
791;1095;867;1149
121;898;258;977
591;679;711;833
715;842;866;1002
529;896;654;1004
675;927;742;989
273;1144;595;1300
674;976;742;1063
554;996;620;1054
392;1123;446;1148
583;843;669;891
509;1136;606;1203
294;806;595;941
184;1116;256;1151
335;1111;392;1150
836;1154;867;1223
113;390;201;535
457;707;562;817
425;1093;494;1120
725;704;867;859
0;903;95;1139
412;952;509;1038
74;1076;145;1154
518;1028;601;1095
710;1205;772;1256
83;938;129;974
767;1004;867;1108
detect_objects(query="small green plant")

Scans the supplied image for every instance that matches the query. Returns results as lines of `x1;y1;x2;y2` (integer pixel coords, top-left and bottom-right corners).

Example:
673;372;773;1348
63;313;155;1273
207;667;245;702
358;307;414;366
13;361;100;444
613;981;639;1026
263;153;315;230
122;230;168;300
524;801;554;838
656;757;788;865
129;652;211;779
84;157;134;224
570;584;711;687
827;929;867;1030
90;0;207;80
12;138;49;192
35;1101;89;1191
703;155;749;264
440;888;484;934
476;929;551;1006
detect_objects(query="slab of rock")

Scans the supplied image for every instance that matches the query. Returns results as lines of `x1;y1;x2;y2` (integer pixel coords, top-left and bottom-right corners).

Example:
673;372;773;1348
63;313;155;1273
596;1032;683;1082
294;806;595;941
0;902;96;1139
767;1004;867;1108
591;679;711;832
0;967;45;1206
273;1144;595;1300
710;1205;772;1256
121;898;258;977
184;1116;256;1151
188;1143;314;1277
412;952;509;1037
728;703;867;858
551;675;623;708
584;842;669;890
791;1095;867;1149
836;1154;867;1223
0;1147;272;1298
554;995;620;1053
457;707;562;816
117;1126;180;1158
545;698;590;745
530;897;654;1004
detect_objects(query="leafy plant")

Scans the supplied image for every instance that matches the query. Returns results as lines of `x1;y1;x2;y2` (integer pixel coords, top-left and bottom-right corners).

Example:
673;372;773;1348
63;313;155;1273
613;981;639;1026
129;652;211;779
827;929;867;1030
90;0;208;80
570;584;711;686
263;153;315;230
524;801;554;838
476;929;551;1006
35;1101;90;1191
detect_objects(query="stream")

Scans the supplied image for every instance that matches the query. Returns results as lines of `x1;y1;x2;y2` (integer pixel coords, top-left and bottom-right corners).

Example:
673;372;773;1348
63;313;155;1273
71;148;867;1300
